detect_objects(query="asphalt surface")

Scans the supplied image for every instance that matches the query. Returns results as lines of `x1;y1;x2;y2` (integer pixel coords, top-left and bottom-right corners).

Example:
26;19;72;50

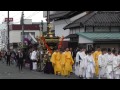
0;61;79;79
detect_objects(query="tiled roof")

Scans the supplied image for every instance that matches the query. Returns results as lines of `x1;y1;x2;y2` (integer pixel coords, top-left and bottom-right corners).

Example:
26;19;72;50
50;11;71;20
85;11;120;26
50;11;83;21
63;11;97;29
76;32;120;41
64;11;120;29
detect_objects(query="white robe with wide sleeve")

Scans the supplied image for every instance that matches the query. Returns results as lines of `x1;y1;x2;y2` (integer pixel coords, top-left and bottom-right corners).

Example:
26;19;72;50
85;55;95;78
75;51;81;76
79;51;86;77
98;54;107;77
113;56;120;75
106;54;113;74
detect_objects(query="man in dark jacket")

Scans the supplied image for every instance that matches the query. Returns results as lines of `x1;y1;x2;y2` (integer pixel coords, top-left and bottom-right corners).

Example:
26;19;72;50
5;49;11;66
18;49;24;71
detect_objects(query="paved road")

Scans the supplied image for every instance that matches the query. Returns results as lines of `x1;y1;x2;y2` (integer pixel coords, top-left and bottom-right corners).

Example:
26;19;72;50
0;61;79;79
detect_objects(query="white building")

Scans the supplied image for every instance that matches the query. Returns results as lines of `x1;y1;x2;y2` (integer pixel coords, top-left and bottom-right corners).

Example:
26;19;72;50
9;19;40;49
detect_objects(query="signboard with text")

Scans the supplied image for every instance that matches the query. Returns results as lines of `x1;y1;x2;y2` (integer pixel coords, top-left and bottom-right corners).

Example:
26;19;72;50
5;18;13;22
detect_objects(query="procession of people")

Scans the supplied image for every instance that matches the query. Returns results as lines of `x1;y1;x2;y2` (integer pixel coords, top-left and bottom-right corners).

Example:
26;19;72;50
75;47;120;79
0;46;120;79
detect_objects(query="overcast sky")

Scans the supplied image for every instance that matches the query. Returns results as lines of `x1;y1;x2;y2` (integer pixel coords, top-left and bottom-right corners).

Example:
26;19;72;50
0;11;46;24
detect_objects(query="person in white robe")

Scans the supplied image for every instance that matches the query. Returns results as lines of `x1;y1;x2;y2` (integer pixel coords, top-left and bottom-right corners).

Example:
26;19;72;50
84;50;95;79
117;51;120;78
98;48;107;79
78;48;86;78
106;49;114;79
31;48;38;70
75;48;81;77
81;48;87;78
113;50;120;79
82;53;87;79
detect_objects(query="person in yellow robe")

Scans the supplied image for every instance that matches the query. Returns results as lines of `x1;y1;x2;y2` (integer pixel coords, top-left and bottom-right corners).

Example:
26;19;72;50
60;49;66;76
50;49;62;75
60;48;74;77
93;46;102;77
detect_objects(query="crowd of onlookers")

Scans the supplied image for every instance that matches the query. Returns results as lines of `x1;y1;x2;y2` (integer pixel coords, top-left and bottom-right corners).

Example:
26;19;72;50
0;48;38;72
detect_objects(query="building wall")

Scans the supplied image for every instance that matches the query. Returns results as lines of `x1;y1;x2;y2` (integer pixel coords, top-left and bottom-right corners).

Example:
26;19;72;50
111;27;120;32
24;19;32;24
71;26;120;33
80;27;85;32
85;26;120;32
79;35;93;43
10;30;40;43
94;27;109;32
54;19;70;41
70;28;80;34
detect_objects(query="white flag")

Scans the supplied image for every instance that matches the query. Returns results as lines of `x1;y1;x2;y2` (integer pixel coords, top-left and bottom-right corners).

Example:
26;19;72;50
29;33;37;43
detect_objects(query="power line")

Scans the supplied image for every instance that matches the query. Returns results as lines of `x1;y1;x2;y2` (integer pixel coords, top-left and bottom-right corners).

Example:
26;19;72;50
25;11;39;18
10;11;22;17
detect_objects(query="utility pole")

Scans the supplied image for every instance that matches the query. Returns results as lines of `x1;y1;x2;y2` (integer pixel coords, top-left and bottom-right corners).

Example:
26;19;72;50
41;20;43;36
21;11;24;47
7;11;9;50
47;11;50;37
39;20;44;72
